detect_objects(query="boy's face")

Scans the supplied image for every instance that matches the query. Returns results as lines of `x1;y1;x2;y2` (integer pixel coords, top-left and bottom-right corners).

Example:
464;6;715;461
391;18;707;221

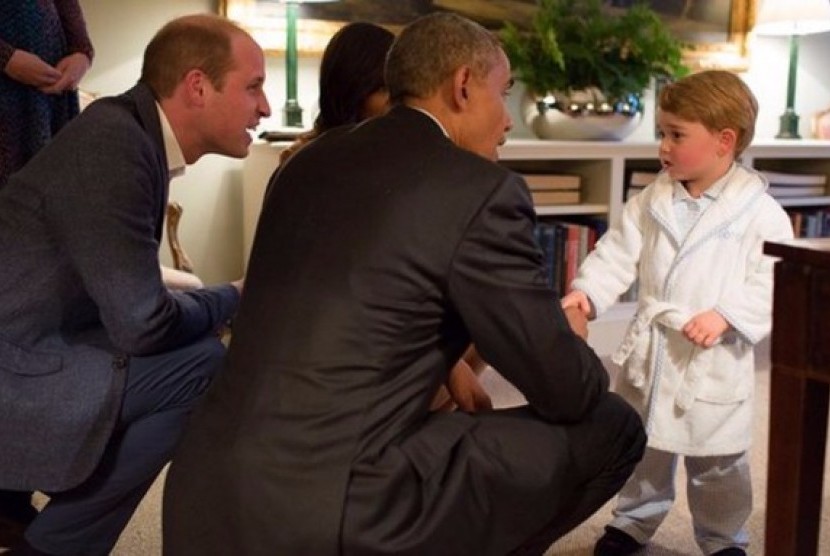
656;110;735;194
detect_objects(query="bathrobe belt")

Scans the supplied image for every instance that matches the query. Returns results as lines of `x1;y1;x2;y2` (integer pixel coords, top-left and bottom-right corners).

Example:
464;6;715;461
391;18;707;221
611;297;717;411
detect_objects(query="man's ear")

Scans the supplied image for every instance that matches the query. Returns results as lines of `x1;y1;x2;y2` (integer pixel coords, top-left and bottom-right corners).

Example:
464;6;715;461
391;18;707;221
181;68;208;107
452;66;472;109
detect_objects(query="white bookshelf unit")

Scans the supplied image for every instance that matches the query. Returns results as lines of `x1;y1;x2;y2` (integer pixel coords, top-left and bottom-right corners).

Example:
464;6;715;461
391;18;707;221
242;138;830;356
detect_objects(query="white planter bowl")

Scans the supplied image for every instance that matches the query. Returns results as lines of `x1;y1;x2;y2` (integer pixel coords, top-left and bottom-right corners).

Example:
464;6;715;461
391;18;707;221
522;88;644;141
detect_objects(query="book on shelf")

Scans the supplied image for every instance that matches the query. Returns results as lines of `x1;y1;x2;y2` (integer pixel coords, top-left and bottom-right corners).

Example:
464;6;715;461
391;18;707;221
531;189;580;205
533;219;608;294
786;208;830;238
564;224;580;292
624;170;659;200
625;185;646;201
760;170;827;186
768;184;826;198
791;211;802;237
534;223;564;292
556;214;609;245
628;171;660;187
522;173;581;190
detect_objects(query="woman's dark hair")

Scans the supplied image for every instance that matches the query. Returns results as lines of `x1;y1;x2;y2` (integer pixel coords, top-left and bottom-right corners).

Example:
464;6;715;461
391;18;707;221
314;22;395;132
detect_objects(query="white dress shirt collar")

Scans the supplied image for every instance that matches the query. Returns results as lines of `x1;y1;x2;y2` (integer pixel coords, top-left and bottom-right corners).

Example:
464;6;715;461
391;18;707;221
156;103;186;179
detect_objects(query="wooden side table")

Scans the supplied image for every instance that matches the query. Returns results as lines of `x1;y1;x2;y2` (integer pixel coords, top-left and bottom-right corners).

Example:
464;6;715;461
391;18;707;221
763;238;830;555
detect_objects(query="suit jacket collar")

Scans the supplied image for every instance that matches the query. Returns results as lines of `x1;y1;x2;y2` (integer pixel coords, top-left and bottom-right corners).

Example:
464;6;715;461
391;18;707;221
123;83;169;183
122;82;169;241
387;104;453;144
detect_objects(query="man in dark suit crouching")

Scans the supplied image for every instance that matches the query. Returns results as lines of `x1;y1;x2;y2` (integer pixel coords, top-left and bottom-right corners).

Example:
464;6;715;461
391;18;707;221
0;14;270;555
163;12;645;556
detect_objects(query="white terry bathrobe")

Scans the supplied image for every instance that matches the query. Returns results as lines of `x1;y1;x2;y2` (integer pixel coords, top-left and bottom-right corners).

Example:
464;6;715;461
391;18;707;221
572;163;793;456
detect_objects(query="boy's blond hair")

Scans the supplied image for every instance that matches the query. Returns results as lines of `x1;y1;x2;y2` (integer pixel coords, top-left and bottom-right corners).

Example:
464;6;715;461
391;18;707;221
658;70;758;157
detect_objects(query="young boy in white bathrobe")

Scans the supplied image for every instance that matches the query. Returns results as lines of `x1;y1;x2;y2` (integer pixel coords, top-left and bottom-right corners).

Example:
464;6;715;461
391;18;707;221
561;70;794;556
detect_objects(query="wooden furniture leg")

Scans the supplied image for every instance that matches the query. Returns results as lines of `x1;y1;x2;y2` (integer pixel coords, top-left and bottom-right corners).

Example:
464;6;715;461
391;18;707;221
764;240;830;555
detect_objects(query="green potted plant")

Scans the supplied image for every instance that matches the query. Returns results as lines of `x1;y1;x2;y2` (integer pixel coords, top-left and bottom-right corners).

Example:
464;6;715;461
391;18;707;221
500;0;688;140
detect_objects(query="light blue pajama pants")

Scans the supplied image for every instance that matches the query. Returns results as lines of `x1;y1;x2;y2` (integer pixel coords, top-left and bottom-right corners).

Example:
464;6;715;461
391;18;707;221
609;447;751;555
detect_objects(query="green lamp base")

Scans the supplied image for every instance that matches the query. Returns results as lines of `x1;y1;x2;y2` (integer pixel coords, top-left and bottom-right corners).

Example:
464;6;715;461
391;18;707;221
284;100;303;128
776;108;801;139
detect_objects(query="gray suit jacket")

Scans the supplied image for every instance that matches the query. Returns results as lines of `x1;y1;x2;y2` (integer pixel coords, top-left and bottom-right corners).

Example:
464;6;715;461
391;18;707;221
164;107;610;555
0;83;239;492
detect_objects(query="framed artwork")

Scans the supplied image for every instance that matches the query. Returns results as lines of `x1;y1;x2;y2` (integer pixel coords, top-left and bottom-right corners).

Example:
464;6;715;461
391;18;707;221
219;0;755;70
638;0;756;71
218;0;343;53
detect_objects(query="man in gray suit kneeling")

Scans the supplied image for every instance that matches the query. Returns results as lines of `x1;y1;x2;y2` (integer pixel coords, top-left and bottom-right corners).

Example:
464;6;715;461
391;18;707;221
0;13;270;555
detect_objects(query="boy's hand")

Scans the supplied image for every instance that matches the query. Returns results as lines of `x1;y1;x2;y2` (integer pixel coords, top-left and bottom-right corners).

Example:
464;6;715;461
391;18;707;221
561;290;592;317
683;309;730;347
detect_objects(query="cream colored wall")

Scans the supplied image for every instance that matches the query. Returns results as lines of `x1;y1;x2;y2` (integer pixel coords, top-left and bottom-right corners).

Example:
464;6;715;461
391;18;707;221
77;0;830;283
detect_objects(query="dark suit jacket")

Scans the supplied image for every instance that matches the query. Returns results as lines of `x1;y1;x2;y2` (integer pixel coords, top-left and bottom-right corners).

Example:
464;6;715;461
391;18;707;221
164;106;609;555
0;84;239;492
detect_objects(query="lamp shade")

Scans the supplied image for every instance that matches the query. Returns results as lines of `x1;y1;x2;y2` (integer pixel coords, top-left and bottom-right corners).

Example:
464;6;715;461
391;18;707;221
755;0;830;36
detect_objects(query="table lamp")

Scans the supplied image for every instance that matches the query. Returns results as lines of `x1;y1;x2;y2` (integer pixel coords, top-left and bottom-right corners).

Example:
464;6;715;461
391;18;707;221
281;0;334;128
754;0;830;139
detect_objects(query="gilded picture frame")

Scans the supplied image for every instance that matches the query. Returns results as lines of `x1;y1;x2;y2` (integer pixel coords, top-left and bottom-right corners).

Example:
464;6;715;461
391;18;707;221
669;0;756;71
218;0;755;70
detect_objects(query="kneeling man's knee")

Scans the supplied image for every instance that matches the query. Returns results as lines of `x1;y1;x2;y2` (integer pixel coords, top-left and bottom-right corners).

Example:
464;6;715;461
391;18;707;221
597;392;646;472
175;336;226;401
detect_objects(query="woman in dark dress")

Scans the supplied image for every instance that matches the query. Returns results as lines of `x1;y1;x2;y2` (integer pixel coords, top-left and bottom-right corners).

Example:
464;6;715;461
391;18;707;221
0;0;94;188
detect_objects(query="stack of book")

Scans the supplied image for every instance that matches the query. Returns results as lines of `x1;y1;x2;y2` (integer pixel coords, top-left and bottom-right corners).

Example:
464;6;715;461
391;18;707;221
761;170;827;199
522;174;581;206
624;170;659;200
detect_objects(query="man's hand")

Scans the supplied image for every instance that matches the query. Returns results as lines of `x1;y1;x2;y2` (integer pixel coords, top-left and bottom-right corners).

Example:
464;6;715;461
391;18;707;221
231;277;244;295
447;357;492;412
160;265;204;290
683;309;729;347
563;306;589;340
430;357;492;412
4;49;61;88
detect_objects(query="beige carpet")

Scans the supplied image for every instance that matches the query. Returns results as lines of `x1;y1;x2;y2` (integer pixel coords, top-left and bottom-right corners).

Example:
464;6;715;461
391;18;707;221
45;351;830;554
